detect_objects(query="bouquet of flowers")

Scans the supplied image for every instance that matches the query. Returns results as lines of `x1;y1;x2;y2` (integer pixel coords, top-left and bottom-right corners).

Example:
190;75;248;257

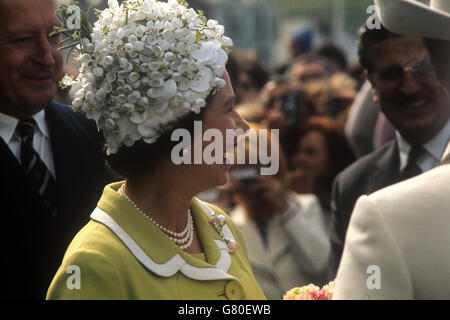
283;280;336;300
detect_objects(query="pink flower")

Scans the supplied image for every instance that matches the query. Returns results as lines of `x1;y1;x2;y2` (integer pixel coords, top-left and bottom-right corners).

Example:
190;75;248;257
283;280;336;300
310;289;329;300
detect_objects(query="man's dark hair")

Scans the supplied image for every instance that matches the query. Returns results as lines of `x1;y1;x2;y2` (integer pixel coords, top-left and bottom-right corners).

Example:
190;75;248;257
357;24;400;73
230;51;270;91
240;57;270;91
289;53;332;78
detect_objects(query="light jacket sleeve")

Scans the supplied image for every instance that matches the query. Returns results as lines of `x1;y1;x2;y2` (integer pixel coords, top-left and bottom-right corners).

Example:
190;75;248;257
46;248;125;300
279;195;330;274
333;195;413;300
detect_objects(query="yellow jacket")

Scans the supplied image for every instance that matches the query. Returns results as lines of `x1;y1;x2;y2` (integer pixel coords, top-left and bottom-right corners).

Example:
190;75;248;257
46;182;266;300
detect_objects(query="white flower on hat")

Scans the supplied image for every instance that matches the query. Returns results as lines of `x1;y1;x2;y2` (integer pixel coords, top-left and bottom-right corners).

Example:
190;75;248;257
58;0;233;155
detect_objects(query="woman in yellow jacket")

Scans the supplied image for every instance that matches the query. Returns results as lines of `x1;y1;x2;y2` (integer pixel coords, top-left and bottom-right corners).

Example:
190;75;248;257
47;182;264;299
46;0;265;300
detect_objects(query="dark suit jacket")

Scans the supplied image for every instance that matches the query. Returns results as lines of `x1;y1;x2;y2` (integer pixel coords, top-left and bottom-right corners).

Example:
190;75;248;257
0;101;117;299
328;141;401;279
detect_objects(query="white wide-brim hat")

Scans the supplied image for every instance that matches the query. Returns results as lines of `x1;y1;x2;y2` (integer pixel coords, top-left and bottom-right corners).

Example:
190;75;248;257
375;0;450;41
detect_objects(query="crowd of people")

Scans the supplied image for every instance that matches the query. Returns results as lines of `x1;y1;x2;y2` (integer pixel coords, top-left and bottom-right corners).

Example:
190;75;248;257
196;3;450;299
1;0;449;300
198;35;361;298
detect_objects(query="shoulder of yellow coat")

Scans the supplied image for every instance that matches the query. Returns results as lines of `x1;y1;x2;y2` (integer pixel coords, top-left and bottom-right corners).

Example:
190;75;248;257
46;222;126;299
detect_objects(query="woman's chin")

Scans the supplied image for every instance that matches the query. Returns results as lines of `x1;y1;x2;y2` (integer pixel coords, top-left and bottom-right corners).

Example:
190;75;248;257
215;166;230;187
214;164;231;187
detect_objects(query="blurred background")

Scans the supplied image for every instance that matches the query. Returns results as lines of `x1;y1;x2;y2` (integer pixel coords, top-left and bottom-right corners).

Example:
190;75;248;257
57;0;379;205
69;0;375;68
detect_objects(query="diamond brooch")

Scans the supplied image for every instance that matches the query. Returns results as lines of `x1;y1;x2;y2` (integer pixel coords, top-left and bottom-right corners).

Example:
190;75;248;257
209;214;238;252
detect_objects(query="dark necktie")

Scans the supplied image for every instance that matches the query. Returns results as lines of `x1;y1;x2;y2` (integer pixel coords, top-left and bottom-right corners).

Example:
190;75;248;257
16;119;57;216
399;145;425;181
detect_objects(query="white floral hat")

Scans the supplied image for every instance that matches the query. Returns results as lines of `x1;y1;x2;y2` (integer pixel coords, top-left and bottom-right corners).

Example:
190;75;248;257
59;0;233;154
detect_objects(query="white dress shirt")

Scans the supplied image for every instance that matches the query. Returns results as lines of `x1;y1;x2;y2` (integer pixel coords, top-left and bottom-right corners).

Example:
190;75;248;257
0;110;56;178
396;117;450;173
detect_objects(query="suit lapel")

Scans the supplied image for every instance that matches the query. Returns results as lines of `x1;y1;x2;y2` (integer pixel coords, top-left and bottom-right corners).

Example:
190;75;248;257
368;141;400;193
0;136;21;173
0;134;47;219
45;102;102;218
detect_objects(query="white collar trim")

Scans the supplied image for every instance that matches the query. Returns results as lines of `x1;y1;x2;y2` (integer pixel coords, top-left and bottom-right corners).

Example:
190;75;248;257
90;206;236;281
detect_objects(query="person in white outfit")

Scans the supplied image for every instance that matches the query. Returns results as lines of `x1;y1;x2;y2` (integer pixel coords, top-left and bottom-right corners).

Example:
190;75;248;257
229;125;330;299
334;0;450;299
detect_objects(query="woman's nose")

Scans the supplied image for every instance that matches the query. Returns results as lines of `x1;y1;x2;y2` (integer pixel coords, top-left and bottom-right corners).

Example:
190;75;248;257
235;111;250;133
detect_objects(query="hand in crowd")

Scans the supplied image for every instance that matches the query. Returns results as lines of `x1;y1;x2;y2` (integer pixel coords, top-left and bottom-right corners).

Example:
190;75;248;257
261;108;291;134
254;175;291;215
285;168;315;195
232;174;290;215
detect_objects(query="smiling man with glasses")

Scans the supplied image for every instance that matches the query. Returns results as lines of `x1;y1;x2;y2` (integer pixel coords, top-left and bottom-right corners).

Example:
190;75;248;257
333;0;450;299
328;23;450;281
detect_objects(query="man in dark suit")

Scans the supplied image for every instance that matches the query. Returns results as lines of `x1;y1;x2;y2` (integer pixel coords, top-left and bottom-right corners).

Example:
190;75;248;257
0;0;116;298
328;24;450;278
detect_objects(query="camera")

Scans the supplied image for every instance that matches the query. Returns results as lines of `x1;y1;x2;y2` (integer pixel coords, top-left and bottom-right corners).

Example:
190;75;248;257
280;90;306;126
232;167;259;189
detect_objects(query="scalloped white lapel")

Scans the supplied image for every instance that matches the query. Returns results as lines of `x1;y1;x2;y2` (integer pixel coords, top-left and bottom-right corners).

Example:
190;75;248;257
90;206;236;281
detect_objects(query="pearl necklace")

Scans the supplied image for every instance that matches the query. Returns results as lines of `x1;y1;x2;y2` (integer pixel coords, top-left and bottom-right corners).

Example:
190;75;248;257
118;185;194;250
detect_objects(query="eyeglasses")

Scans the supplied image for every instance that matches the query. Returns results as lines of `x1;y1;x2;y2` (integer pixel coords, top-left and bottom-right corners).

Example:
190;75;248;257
403;58;449;95
403;58;434;74
376;55;438;83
